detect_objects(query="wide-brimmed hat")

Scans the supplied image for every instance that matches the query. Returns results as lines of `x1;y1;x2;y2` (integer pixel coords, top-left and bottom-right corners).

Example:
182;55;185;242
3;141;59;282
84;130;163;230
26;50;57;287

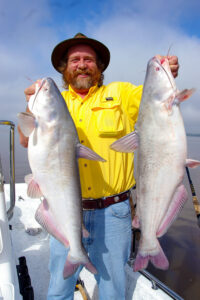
51;33;110;73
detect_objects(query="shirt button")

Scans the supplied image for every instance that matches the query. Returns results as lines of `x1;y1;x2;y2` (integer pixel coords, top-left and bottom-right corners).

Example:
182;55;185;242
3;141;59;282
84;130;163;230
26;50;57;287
79;119;82;122
81;140;84;143
88;187;91;190
84;164;87;167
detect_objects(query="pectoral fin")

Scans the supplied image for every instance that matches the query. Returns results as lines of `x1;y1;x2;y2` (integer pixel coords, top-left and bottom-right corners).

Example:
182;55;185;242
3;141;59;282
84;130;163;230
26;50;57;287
25;174;43;198
110;131;139;153
76;144;106;162
176;88;196;103
17;112;36;137
163;88;195;113
186;159;200;168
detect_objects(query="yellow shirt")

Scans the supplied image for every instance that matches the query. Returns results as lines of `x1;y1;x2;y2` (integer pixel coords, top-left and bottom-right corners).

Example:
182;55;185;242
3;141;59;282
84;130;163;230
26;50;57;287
62;82;143;199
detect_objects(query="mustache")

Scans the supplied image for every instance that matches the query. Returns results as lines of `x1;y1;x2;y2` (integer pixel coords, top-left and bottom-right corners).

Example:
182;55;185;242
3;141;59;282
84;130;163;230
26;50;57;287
74;70;93;76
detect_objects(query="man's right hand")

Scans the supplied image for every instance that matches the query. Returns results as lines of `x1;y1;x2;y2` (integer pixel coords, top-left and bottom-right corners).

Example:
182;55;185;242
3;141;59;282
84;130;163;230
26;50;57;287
24;81;39;102
18;79;41;148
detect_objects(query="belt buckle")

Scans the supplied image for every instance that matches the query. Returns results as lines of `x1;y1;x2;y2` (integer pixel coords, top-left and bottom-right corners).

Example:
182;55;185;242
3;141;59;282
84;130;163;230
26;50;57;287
113;195;120;202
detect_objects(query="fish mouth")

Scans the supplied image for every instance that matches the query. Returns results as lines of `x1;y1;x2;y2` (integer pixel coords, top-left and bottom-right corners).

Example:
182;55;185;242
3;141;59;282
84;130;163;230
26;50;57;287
152;56;177;93
29;78;47;111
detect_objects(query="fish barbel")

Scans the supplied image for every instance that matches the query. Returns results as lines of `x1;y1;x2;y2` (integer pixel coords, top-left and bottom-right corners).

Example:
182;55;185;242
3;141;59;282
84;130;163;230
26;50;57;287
111;56;200;271
18;77;105;278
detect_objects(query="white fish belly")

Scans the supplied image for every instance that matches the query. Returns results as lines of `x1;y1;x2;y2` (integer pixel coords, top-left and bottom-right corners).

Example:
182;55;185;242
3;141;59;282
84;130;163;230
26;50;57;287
136;103;187;254
28;125;85;259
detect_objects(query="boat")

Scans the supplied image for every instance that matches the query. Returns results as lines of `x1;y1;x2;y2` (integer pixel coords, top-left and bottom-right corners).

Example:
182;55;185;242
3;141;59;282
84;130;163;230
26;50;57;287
0;120;183;300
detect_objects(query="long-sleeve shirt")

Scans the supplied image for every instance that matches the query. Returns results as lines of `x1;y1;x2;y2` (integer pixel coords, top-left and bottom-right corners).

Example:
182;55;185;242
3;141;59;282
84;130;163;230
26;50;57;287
62;81;143;199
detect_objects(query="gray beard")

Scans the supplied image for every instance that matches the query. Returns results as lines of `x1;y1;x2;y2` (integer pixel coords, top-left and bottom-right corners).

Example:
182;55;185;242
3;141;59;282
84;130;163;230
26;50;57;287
72;76;94;90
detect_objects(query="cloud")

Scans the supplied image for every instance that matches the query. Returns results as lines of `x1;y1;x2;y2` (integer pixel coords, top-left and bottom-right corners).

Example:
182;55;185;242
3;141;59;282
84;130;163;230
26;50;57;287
86;3;200;133
0;0;59;182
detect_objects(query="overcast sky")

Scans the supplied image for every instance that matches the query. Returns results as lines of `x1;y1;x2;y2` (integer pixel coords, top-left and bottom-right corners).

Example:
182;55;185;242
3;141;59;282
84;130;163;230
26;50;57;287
0;0;200;182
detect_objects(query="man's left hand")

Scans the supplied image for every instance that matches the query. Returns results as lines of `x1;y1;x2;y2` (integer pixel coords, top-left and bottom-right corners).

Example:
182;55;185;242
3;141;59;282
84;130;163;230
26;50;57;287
157;55;179;78
168;55;179;78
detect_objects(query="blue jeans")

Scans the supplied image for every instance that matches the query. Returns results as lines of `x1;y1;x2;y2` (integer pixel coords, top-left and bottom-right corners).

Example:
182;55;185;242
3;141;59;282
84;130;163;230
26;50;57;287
47;199;132;300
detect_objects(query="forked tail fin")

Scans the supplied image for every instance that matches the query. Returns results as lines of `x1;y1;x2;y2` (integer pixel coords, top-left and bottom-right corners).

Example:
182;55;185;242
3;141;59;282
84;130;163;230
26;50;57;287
133;241;169;272
63;254;97;279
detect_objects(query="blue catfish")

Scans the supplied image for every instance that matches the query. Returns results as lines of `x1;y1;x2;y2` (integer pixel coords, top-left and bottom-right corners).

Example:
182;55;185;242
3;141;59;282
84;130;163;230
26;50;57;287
18;77;105;278
111;57;200;271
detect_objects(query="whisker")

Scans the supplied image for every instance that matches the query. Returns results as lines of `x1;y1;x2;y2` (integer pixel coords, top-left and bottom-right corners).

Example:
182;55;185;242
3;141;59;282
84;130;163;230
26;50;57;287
166;44;173;58
25;76;34;83
31;79;46;111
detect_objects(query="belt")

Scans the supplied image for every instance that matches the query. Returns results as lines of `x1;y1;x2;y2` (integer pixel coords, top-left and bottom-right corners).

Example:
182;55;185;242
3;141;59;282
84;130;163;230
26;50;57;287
82;188;135;210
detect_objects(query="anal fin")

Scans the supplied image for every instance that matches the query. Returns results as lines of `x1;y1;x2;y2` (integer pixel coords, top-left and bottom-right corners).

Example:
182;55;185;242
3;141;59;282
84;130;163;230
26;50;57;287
35;198;69;248
157;185;187;237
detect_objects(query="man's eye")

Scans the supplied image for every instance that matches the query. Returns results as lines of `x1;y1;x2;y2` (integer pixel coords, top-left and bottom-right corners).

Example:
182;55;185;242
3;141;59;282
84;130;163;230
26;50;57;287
70;59;79;63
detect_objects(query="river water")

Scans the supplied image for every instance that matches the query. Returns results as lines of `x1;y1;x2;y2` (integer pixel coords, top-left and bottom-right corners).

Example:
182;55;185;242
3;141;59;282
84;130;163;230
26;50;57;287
0;128;200;299
147;136;200;300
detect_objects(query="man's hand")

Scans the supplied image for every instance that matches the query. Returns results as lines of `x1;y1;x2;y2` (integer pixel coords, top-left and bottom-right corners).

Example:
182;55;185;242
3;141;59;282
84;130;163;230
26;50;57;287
156;55;179;78
24;79;41;102
167;55;179;78
18;125;29;148
18;79;41;148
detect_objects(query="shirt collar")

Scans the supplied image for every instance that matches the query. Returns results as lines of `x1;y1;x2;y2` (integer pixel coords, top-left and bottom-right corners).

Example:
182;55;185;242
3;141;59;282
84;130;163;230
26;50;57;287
69;85;98;101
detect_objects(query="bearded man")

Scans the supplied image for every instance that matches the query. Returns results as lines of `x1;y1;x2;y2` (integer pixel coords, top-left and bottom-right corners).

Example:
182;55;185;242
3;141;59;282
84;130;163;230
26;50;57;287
18;33;179;300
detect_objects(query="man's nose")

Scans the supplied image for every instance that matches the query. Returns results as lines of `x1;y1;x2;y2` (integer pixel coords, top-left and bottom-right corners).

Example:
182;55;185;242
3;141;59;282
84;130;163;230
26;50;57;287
78;59;87;69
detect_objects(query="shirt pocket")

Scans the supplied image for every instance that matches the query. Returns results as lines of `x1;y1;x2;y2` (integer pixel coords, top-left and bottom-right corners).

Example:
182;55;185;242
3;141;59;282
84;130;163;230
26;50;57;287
91;99;124;137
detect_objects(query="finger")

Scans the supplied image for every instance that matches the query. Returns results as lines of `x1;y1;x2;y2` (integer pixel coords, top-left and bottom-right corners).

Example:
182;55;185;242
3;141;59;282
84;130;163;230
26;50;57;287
24;79;42;102
17;125;29;148
24;84;36;100
170;65;179;78
167;55;179;65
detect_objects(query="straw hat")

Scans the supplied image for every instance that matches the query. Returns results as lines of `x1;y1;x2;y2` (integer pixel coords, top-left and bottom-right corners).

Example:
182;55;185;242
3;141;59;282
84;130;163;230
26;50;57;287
51;33;110;73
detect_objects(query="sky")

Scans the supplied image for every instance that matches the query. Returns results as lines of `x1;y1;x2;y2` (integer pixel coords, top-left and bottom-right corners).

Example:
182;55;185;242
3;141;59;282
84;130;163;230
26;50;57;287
0;0;200;182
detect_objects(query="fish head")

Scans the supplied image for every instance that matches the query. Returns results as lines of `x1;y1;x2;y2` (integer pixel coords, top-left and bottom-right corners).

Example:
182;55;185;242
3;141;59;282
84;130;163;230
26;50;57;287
143;56;177;102
28;77;65;122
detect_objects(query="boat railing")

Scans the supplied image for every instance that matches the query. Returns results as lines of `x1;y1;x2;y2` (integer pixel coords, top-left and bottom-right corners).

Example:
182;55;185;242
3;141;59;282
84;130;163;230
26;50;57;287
140;268;183;300
130;228;184;300
0;120;15;220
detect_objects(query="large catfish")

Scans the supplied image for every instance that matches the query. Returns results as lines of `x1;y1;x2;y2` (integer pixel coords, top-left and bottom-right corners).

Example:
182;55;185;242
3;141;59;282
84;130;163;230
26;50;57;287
111;56;200;272
18;77;105;278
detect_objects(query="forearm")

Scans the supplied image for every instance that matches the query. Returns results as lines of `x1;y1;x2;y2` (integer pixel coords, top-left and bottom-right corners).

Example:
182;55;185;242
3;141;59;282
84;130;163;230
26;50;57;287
17;105;30;148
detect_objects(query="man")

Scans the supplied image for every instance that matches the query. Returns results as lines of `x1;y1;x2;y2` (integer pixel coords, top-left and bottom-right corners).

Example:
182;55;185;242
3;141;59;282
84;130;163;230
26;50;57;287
18;33;179;300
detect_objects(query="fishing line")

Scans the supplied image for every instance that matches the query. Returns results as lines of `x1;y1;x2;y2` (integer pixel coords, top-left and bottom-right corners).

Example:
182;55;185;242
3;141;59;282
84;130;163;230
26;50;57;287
185;166;200;228
25;76;35;83
166;43;173;58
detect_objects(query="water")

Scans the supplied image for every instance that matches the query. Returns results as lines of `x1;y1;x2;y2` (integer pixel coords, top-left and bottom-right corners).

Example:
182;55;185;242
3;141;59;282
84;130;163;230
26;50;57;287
1;127;200;299
147;136;200;300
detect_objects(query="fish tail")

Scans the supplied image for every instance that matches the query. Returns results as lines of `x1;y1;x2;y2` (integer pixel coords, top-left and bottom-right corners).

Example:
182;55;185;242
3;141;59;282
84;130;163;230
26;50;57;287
63;253;97;279
133;241;169;272
133;253;150;272
149;245;169;270
63;260;80;279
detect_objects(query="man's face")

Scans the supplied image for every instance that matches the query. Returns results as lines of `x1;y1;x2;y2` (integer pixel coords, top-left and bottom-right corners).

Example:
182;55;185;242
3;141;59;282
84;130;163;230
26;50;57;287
63;44;101;91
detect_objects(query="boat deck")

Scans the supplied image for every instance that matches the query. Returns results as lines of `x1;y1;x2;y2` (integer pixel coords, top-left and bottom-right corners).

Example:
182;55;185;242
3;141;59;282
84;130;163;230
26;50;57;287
2;183;182;300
